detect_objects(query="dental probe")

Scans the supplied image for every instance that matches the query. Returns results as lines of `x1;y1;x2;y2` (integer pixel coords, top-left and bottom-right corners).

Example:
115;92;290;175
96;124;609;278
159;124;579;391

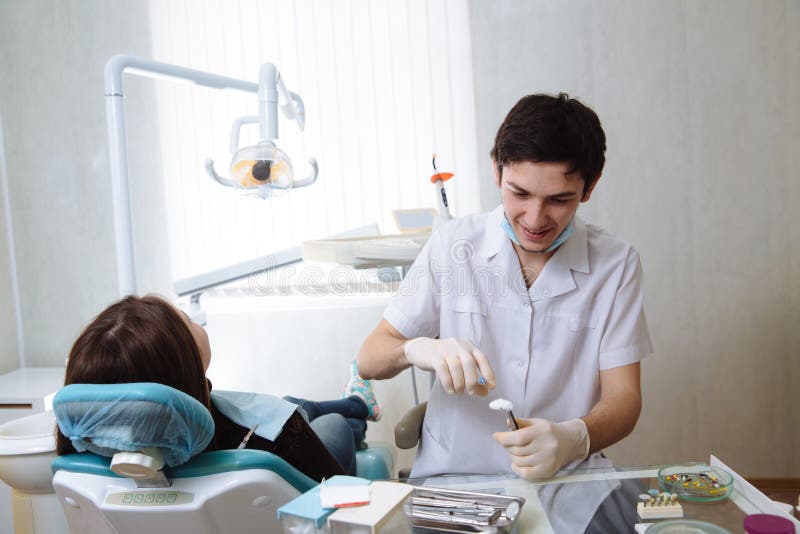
237;424;259;449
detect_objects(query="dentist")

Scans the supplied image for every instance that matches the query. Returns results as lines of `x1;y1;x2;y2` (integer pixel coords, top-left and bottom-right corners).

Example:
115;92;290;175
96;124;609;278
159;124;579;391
357;93;652;479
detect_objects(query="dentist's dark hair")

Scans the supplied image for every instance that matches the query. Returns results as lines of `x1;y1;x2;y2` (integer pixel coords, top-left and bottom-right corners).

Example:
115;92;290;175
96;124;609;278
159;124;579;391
56;295;210;455
491;92;606;196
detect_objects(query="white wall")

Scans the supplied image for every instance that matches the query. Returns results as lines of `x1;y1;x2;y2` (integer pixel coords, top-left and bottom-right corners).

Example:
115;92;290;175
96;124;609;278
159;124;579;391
0;0;171;366
468;0;800;477
0;114;20;375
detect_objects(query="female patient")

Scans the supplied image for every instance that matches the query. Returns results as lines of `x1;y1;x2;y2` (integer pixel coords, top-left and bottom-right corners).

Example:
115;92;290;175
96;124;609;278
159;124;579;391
55;294;381;481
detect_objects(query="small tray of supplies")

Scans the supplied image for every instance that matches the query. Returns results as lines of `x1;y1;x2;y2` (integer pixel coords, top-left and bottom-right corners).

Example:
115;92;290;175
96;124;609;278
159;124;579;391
658;463;734;502
405;486;525;533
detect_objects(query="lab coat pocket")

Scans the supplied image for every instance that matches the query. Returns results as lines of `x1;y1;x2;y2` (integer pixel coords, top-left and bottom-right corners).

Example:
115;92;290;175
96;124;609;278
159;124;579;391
537;310;595;363
451;296;487;347
568;313;597;332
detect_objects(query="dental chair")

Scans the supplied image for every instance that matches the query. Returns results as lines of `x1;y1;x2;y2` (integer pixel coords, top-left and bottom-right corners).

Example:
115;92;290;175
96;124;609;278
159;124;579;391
393;366;434;478
394;402;428;479
51;383;391;534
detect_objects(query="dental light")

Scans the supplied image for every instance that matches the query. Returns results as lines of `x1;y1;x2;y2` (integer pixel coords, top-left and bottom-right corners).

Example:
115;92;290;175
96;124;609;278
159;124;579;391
104;55;318;296
204;63;318;198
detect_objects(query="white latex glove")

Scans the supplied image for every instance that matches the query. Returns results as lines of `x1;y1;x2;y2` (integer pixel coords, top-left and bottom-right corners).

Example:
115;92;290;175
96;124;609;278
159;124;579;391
403;337;496;395
493;417;590;480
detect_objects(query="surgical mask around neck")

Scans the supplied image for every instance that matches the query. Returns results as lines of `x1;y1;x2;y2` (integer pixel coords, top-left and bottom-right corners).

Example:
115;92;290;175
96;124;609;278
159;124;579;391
501;214;574;253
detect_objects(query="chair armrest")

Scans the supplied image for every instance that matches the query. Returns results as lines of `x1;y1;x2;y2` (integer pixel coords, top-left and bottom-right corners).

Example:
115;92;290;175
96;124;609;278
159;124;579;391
394;402;427;449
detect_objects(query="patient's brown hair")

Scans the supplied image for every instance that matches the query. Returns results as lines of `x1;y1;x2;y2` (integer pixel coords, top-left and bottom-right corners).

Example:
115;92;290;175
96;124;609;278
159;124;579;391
56;295;211;454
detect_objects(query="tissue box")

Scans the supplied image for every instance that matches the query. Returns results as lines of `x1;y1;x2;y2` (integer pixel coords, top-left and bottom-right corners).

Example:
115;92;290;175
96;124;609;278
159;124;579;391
278;476;371;534
277;485;335;533
327;481;414;534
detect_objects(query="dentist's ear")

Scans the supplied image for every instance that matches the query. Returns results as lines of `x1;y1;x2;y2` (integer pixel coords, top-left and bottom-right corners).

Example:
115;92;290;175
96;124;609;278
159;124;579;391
493;160;502;188
581;172;602;202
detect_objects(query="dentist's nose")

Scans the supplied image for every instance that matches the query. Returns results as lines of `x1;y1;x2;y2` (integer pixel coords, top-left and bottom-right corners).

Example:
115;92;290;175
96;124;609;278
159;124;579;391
521;201;548;230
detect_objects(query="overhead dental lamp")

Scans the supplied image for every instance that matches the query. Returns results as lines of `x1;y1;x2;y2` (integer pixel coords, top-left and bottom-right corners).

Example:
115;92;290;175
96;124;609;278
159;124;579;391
204;63;318;198
104;55;320;296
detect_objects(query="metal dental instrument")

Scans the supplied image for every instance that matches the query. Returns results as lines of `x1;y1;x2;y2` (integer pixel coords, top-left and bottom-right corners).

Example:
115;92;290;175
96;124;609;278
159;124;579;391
506;410;519;431
489;398;519;430
411;510;494;527
409;494;507;526
406;488;526;532
237;424;259;449
411;496;498;511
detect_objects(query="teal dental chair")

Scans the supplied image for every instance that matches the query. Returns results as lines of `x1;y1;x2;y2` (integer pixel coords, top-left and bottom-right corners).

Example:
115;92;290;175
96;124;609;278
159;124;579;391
51;383;392;534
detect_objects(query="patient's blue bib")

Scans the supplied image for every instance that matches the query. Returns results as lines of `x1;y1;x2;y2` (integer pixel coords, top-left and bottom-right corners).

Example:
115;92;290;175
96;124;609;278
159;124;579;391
211;390;298;442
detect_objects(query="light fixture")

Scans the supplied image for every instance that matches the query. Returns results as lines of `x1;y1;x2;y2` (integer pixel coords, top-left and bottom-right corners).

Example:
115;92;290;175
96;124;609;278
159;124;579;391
204;63;317;198
104;55;319;296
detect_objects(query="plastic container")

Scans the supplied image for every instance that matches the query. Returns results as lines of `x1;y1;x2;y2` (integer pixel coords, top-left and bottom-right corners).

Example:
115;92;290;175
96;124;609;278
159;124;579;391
742;513;795;534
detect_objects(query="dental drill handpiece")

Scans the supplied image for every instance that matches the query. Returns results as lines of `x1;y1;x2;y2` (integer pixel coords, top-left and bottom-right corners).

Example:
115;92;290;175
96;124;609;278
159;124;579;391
489;399;519;431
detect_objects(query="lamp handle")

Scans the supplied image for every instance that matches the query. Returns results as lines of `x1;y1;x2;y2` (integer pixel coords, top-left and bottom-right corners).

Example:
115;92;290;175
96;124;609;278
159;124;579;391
282;91;305;132
204;158;236;188
291;157;318;188
229;115;259;154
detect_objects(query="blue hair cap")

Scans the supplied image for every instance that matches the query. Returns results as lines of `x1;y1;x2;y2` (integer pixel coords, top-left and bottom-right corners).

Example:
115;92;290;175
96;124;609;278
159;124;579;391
53;382;215;467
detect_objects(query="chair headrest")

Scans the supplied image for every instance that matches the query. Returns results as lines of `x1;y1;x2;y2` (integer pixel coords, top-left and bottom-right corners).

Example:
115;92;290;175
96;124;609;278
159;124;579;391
54;383;215;467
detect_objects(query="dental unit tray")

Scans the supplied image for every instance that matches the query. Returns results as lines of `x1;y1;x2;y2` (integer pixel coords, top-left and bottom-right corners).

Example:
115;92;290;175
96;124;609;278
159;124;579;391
405;487;525;533
302;232;430;268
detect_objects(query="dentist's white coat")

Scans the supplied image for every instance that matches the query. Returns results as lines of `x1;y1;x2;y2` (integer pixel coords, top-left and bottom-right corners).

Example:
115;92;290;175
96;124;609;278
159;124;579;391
384;205;652;477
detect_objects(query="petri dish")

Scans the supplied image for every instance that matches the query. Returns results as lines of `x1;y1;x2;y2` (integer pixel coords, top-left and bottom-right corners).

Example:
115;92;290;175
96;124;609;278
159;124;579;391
647;519;733;534
658;463;734;502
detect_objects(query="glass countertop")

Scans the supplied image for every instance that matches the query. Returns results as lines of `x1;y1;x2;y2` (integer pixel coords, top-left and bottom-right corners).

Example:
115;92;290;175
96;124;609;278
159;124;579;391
401;465;768;533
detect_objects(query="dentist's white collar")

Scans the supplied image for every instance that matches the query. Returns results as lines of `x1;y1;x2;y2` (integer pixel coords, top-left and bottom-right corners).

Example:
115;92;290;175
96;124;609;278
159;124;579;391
480;204;590;274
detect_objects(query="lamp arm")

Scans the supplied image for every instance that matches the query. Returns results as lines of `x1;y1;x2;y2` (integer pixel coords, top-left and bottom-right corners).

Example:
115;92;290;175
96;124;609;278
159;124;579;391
258;63;306;140
104;54;257;297
258;64;279;141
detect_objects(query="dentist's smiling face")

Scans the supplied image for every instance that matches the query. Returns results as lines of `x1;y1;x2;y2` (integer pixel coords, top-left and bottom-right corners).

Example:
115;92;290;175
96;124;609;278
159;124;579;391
495;160;596;255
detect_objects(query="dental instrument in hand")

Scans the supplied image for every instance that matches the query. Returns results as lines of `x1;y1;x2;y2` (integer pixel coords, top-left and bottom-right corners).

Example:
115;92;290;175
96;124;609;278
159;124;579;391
430;154;453;222
489;398;519;431
237;424;259;449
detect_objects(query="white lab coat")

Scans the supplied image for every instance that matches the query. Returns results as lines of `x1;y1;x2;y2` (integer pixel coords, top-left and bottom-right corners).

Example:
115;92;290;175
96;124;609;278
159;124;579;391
384;205;652;477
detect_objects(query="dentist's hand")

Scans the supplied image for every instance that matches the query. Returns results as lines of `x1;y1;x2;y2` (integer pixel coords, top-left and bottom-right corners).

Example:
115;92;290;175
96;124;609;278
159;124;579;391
403;337;496;395
493;418;590;480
